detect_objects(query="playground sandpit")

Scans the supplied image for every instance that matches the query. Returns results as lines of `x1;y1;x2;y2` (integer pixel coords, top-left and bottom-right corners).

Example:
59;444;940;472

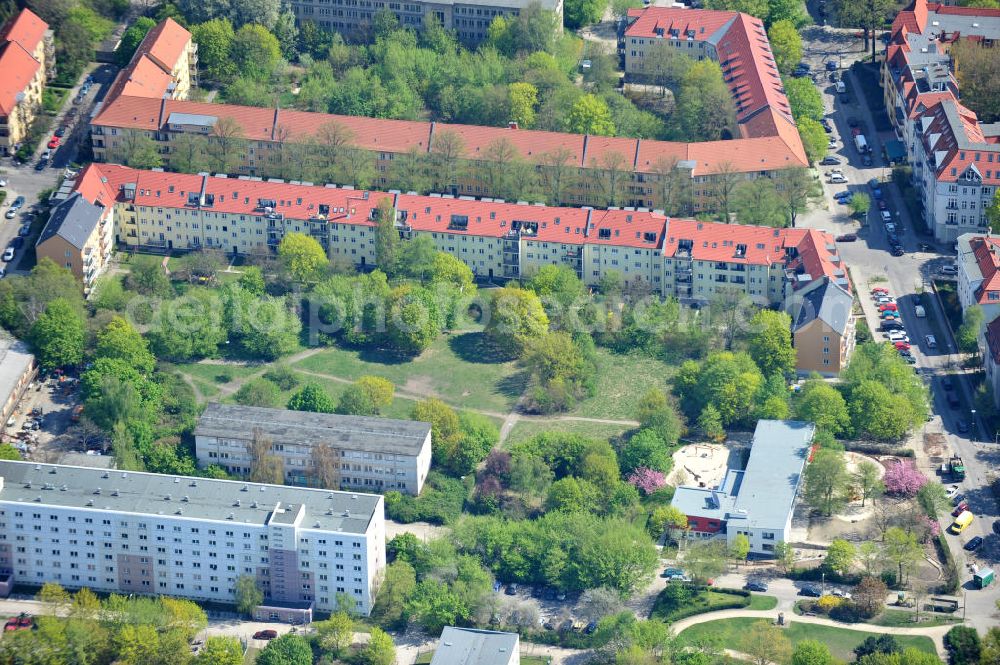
668;443;730;489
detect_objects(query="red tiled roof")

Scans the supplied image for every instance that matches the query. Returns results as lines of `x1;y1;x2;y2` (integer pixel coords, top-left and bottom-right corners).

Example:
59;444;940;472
142;18;190;73
970;236;1000;303
104;18;191;105
892;0;928;34
624;6;736;40
0;41;40;116
0;8;47;54
117;55;175;99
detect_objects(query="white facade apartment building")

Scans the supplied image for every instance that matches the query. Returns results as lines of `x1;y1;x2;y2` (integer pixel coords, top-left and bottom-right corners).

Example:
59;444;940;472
0;461;385;615
195;403;433;496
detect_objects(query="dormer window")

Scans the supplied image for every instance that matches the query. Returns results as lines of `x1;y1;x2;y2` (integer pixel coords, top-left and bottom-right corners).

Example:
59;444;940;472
598;228;611;239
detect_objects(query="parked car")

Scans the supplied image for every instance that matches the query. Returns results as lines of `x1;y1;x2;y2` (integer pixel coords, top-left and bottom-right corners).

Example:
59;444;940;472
799;585;822;597
820;156;841;165
901;353;916;364
836;233;857;242
18;224;30;237
894;341;910;351
47;136;60;149
3;618;17;632
54;127;66;138
878;199;889;211
745;579;769;592
890;245;905;256
871;287;889;295
34;159;47;171
3;247;14;262
965;536;984;552
881;210;893;223
953;501;969;517
879;303;898;312
504;584;518;595
828;173;848;184
940;265;958;275
584;622;598;635
252;630;278;640
661;567;685;578
826;60;838;71
925;334;938;348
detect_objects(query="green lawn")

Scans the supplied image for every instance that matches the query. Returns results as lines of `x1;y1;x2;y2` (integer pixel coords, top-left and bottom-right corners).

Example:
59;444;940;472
677;617;937;663
179;362;262;385
652;589;750;622
504;419;631;446
747;594;778;611
869;608;961;629
564;349;671;420
292;331;526;413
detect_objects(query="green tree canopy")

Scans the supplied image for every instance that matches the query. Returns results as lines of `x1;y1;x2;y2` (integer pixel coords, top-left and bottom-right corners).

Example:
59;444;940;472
30;298;86;369
288;383;336;413
231;23;282;81
768;20;803;75
278;232;327;283
257;634;312;665
484;287;549;359
565;94;615;136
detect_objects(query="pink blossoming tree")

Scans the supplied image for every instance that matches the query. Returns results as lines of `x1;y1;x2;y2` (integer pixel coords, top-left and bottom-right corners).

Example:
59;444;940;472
883;461;928;497
628;467;666;495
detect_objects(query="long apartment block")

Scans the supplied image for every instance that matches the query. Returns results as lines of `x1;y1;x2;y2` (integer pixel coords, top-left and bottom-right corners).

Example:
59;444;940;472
0;460;385;615
194;403;433;495
89;5;806;214
881;0;1000;243
67;162;848;306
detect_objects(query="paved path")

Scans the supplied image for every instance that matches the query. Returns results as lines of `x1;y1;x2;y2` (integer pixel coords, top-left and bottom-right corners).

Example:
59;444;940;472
669;608;951;659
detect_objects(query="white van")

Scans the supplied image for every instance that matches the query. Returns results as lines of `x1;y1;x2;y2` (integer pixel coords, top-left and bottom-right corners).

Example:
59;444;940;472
915;305;926;317
836;81;846;93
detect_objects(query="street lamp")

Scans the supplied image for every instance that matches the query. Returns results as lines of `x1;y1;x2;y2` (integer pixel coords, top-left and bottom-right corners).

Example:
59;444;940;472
971;409;977;441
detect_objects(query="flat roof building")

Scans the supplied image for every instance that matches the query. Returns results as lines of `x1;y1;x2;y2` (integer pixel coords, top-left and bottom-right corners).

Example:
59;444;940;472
0;335;35;425
194;403;433;495
431;628;520;665
0;460;385;615
671;420;814;556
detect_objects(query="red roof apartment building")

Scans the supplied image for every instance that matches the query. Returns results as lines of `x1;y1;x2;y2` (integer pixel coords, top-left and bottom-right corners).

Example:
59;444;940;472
881;0;1000;243
89;8;807;215
65;162;847;311
0;8;53;155
103;18;198;105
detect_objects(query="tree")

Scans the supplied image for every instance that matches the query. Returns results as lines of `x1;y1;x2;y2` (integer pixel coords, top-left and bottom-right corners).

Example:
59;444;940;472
944;626;981;665
195;637;243;665
315;612;354;657
116;16;155;65
773;541;795;573
732;178;786;227
957;304;984;354
675;351;763;427
824;539;855;576
411;398;462;466
797;117;828;164
777;167;818;227
795;380;850;435
374;197;399;276
578;587;624;623
360;627;396;665
857;541;882;577
484;287;549;358
649;504;688;541
696;404;725;443
431;252;474;292
288;383;336;413
682;541;727;583
620;429;672;474
96;316;155;374
564;0;605;28
508;82;538;128
371;561;416;626
768;20;802;75
987;190;1000;234
834;0;894;61
853;460;884;507
982;628;1000;665
192;18;235;81
247;427;284;485
784;78;824;122
278;232;327;283
731;533;751;566
747;309;796;375
791;640;834;665
121;133;163;170
565;94;615;136
429;129;465;194
234;574;263;616
37;582;71;614
651;155;692;216
804;449;849;516
882;461;928;497
853;634;900;660
673;60;736;142
235;379;281;407
30;298;85;369
883;527;922;585
844;194;872;222
231;23;281;81
538;147;577;205
257;634;312;665
740;620;792;665
848;380;914;441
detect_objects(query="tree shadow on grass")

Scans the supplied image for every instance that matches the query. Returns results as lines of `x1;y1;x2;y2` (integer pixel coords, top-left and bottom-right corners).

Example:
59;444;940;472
496;369;530;405
356;345;419;366
447;331;515;364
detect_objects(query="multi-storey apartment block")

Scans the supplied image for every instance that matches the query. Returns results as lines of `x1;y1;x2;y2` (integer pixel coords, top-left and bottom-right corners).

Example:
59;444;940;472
194;403;433;495
289;0;562;46
0;460;385;616
786;276;856;376
881;0;1000;243
101;17;198;106
67;163;849;310
0;8;53;155
35;192;115;292
622;7;796;147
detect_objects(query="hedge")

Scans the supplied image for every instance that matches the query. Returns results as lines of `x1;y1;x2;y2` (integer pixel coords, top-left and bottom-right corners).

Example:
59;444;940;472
844;441;915;457
651;585;751;623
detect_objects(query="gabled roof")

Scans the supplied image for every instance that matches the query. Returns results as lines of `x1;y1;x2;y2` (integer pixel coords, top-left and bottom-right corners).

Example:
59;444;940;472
141;18;190;73
103;18;191;104
36;193;105;250
0;40;40;115
0;8;47;54
787;276;853;336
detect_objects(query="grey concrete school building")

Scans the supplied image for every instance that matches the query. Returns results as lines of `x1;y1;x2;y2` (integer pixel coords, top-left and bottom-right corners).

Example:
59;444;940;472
0;460;385;616
194;403;433;495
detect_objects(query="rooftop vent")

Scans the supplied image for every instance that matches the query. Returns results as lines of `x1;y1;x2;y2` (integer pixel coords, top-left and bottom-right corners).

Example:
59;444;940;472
94;488;101;495
164;494;171;501
251;501;258;509
182;496;189;502
189;481;197;487
227;513;234;520
241;485;249;492
234;499;241;507
33;496;41;502
86;499;94;506
101;472;109;479
23;482;31;489
112;490;119;497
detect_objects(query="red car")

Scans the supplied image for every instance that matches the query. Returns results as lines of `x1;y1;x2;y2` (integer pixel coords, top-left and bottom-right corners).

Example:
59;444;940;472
852;127;862;137
953;501;969;517
16;615;31;629
879;303;898;312
894;341;910;351
47;136;60;150
878;199;889;211
3;618;17;632
253;630;278;640
871;287;889;296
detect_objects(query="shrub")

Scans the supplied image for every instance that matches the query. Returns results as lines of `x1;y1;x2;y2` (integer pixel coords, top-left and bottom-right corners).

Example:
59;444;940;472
263;364;300;391
883;460;928;497
627;467;666;495
816;594;843;611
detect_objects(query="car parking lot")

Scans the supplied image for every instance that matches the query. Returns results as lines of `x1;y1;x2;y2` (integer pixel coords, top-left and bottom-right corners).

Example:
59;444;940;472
2;372;88;462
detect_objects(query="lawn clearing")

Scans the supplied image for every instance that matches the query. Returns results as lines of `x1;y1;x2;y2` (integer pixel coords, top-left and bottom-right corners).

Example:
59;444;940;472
677;617;936;662
747;594;778;610
292;332;526;413
179;362;262;385
504;419;631;447
869;608;960;628
564;349;670;421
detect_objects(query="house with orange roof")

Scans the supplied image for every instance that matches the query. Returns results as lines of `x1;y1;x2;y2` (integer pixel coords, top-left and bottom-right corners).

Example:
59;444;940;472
881;0;1000;242
956;233;1000;330
66;163;849;316
0;8;53;155
102;18;197;107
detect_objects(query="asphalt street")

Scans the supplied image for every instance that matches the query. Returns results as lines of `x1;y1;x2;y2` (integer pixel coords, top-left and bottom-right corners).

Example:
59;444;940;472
792;33;1000;630
0;63;116;276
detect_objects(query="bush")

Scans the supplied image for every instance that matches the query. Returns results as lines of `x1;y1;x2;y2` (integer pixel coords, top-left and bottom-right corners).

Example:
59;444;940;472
944;626;981;665
829;601;867;623
650;585;750;622
263;364;299;391
934;534;961;595
844;441;914;457
384;472;467;524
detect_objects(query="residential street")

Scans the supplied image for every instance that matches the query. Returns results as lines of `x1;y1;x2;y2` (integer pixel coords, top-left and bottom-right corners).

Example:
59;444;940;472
792;30;1000;632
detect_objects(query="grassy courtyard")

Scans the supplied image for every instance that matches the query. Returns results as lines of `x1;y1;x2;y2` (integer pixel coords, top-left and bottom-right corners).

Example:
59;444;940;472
677;617;937;662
